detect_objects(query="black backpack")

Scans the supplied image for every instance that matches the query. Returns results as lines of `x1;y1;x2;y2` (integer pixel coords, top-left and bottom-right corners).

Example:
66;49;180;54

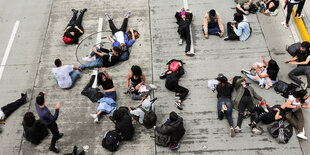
102;130;120;152
286;42;301;56
139;101;157;129
274;80;299;98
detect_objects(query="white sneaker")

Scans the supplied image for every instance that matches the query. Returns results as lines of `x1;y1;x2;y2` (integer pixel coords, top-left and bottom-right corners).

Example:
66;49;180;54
178;39;183;45
234;126;242;133
82;57;92;62
105;13;111;20
185;51;195;56
124;11;131;18
297;133;308;140
281;21;288;28
94;117;99;123
90;114;97;119
252;128;263;135
297;14;304;19
149;84;157;90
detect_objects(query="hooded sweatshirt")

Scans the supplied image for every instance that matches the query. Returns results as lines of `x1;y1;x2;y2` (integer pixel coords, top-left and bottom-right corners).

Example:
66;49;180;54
156;116;185;142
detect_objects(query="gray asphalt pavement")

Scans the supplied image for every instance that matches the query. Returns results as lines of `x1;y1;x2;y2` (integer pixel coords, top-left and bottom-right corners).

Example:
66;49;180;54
0;0;309;154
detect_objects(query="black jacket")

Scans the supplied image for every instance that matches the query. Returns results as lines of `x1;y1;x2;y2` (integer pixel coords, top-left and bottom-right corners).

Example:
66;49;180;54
115;114;135;140
156;116;185;142
22;120;48;145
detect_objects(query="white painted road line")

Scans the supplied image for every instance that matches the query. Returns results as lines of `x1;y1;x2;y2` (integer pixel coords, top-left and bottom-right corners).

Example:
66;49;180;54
183;0;195;54
0;20;20;81
92;18;103;88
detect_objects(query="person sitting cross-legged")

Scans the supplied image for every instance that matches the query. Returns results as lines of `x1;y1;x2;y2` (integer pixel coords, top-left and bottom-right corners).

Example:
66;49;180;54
22;112;49;145
203;9;224;39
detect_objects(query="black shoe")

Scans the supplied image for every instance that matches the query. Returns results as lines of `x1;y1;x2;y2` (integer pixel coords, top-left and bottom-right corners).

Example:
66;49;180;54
248;123;256;129
72;9;78;14
80;8;87;14
150;97;158;103
224;37;230;41
57;133;64;140
175;101;183;110
109;116;114;122
49;147;60;153
73;146;77;154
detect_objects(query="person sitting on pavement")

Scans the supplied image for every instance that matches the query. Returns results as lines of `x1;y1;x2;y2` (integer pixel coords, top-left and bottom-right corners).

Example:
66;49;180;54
0;92;27;133
22;112;48;145
285;41;310;89
105;11;135;61
128;97;156;124
112;108;135;140
175;7;194;56
126;65;157;100
203;9;224;39
235;0;253;15
155;111;185;145
89;68;117;123
233;77;266;133
35;92;63;153
78;46;121;70
256;0;279;16
63;8;87;44
52;58;82;89
224;12;251;41
248;103;287;135
285;90;310;140
215;74;235;137
241;56;279;89
160;62;189;110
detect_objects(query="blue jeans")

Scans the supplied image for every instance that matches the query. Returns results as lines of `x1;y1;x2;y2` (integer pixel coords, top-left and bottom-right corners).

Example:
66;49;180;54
247;74;276;85
119;51;129;61
53;70;81;88
217;97;233;127
70;70;81;86
79;50;103;70
208;22;221;35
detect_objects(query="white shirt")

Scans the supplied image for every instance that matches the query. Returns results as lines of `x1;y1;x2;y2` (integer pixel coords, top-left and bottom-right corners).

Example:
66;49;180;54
113;31;125;44
289;0;300;4
288;95;301;112
130;100;155;124
52;65;74;88
0;110;5;120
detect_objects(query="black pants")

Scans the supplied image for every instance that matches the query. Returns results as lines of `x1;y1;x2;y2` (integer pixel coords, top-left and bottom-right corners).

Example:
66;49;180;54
109;18;128;35
165;79;189;101
296;0;305;17
1;96;26;119
286;2;298;24
253;106;274;124
226;22;239;40
178;27;191;52
67;11;85;28
47;122;61;148
237;96;255;127
288;66;310;87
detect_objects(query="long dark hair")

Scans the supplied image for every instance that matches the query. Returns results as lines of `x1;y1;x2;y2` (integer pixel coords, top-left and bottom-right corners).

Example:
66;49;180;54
131;65;142;77
292;90;308;103
97;72;108;85
23;112;35;127
267;59;279;71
